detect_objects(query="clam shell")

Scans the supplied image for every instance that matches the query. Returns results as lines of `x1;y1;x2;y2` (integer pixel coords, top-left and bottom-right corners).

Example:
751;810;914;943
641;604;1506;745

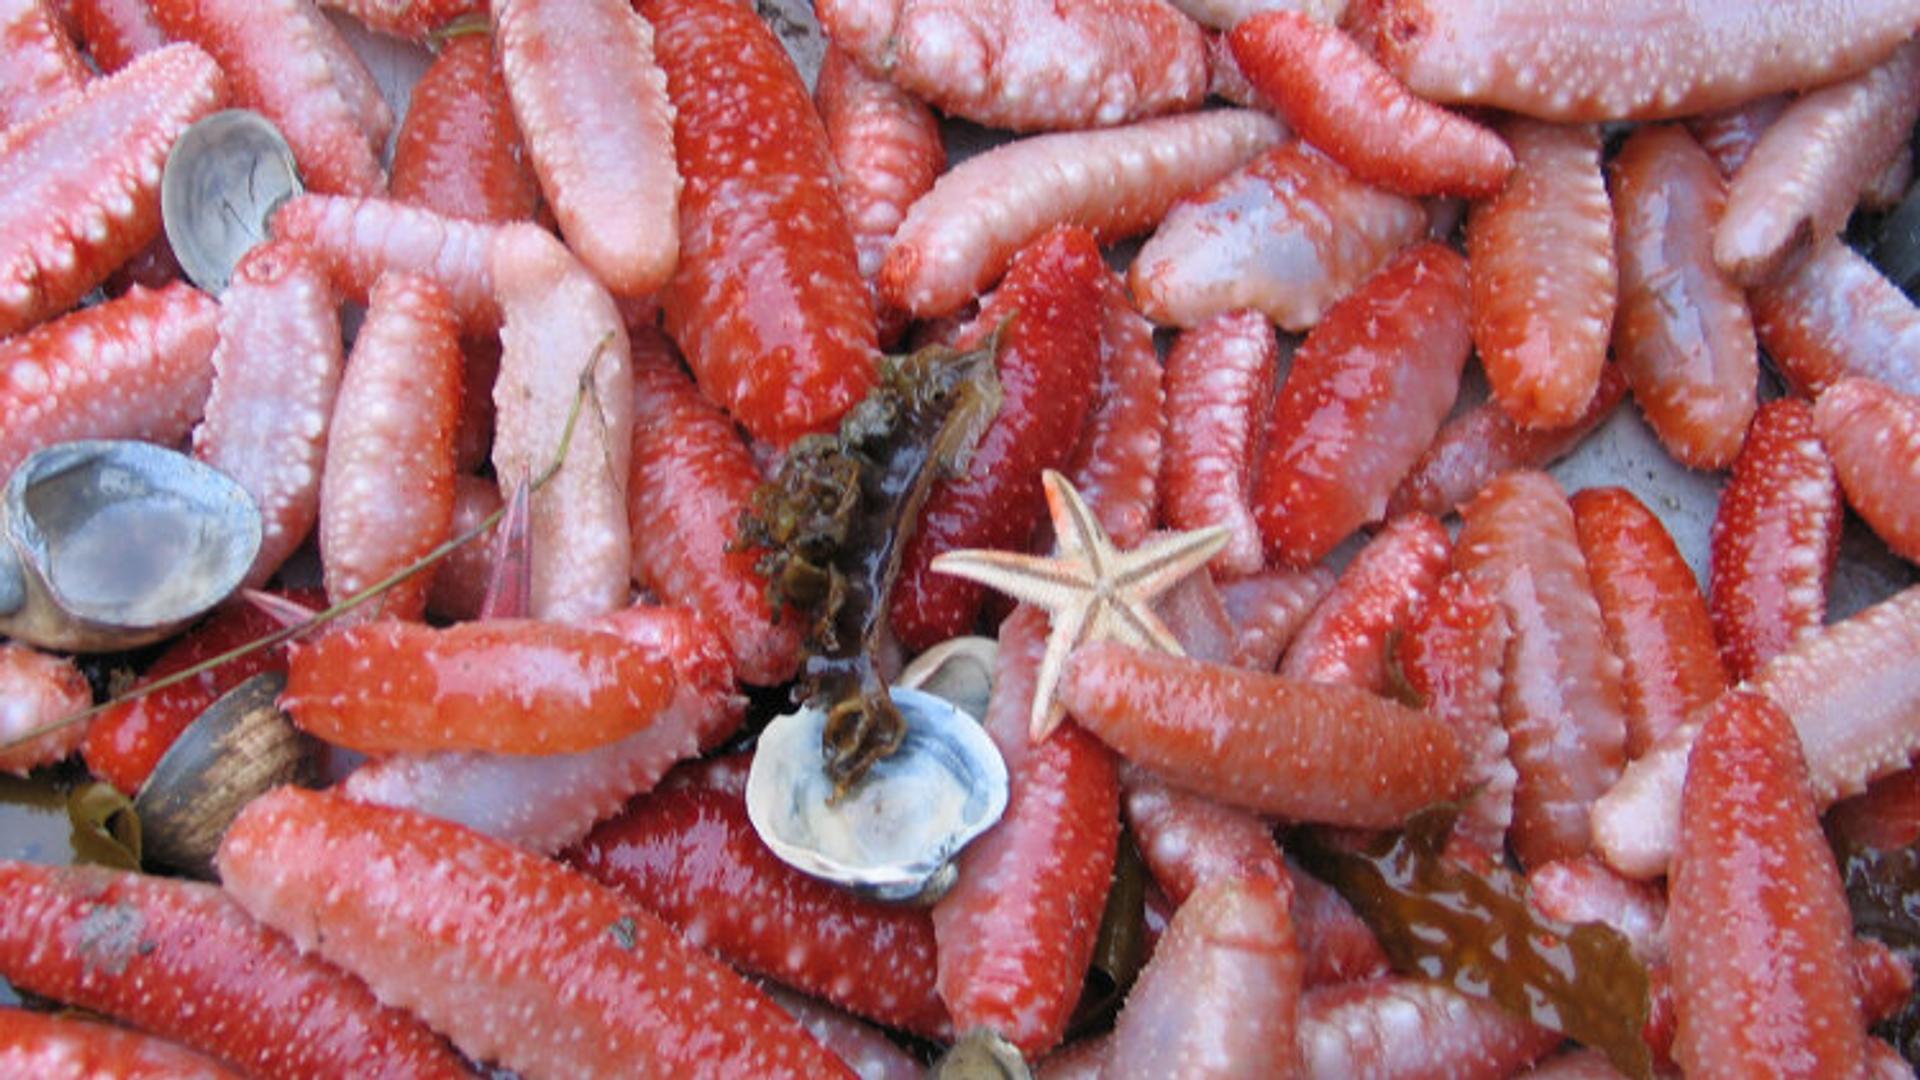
897;635;997;721
935;1029;1031;1079
135;672;320;879
746;686;1009;904
0;546;21;616
0;440;261;652
161;109;303;295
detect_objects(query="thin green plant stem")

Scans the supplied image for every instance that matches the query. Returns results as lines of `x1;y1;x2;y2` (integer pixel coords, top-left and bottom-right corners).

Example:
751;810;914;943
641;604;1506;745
0;337;610;754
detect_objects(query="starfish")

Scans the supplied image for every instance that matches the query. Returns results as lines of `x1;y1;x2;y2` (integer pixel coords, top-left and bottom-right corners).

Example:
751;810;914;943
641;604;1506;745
930;470;1229;742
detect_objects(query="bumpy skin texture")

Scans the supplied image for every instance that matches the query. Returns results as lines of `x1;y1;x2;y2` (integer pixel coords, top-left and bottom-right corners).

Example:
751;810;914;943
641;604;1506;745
0;282;216;488
1853;937;1918;1026
1386;364;1627;520
1751;238;1920;400
218;787;852;1079
1571;487;1728;758
1121;764;1287;908
1468;119;1616;430
1104;877;1303;1080
884;109;1281;320
1285;858;1390;989
1065;272;1165;549
1297;978;1560;1078
0;1007;242;1080
391;32;541;224
1228;11;1511;197
320;273;462;622
1528;856;1668;964
1708;398;1842;683
0;0;87;129
318;0;482;39
0;43;223;339
890;226;1105;652
494;0;678;297
150;0;380;194
284;619;675;755
424;475;502;621
1863;146;1915;210
648;0;876;447
1815;378;1920;566
1595;585;1920;879
1454;471;1628;870
817;0;1207;132
340;604;743;855
297;0;392;153
1170;0;1346;29
1131;141;1427;332
272;195;505;331
1670;692;1868;1078
1741;586;1920;811
815;45;944;283
1608;124;1757;470
1280;511;1451;690
626;336;802;685
568;784;950;1037
0;645;89;775
1401;570;1516;860
1160;310;1277;578
0;861;468;1078
192;240;344;589
488;224;633;621
932;607;1120;1058
1368;0;1920;122
1219;568;1334;671
81;595;309;794
69;0;167;73
1251;242;1470;567
1157;568;1239;667
1688;95;1787;178
1716;41;1920;286
761;988;925;1080
1061;642;1464;828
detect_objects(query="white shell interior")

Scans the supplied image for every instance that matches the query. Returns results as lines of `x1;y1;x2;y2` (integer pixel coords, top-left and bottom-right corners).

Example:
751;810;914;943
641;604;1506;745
746;686;1009;903
898;635;998;721
161;109;303;295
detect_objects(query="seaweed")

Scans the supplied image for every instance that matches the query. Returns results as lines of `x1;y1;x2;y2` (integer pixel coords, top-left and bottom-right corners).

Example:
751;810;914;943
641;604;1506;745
737;336;1003;791
1294;809;1652;1079
66;782;141;871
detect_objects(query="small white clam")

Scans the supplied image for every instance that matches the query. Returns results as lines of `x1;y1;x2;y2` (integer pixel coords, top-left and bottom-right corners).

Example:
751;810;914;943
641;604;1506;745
0;440;261;652
746;685;1009;905
898;635;997;721
161;109;303;295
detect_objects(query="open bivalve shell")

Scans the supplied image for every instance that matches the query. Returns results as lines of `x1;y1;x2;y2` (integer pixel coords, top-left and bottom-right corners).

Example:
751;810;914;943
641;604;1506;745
161;108;303;295
0;440;261;652
747;685;1009;905
897;635;997;721
135;671;322;879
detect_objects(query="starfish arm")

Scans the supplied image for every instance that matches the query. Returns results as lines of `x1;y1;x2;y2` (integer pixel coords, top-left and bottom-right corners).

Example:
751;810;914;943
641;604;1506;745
1113;525;1232;597
1042;469;1115;577
931;548;1095;610
1028;597;1095;742
1105;599;1188;658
